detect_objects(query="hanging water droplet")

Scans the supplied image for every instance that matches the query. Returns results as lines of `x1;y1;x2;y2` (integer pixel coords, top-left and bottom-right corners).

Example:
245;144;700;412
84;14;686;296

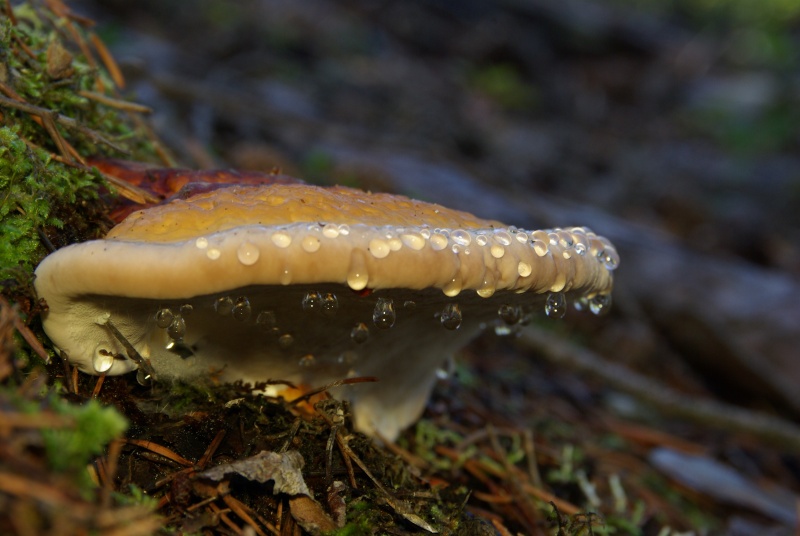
440;303;463;330
490;244;505;258
476;234;489;246
401;233;425;250
256;310;277;330
498;304;522;325
322;293;339;316
494;230;512;246
233;297;252;321
92;348;114;373
214;296;234;316
347;250;369;291
430;233;448;251
302;291;322;312
180;304;193;316
403;300;416;309
167;316;186;340
517;261;532;277
532;240;549;256
278;333;294;349
298;354;316;367
589;294;612;315
350;322;370;343
155;308;174;328
545;292;567;319
337;351;358;364
302;235;321;253
372;298;396;329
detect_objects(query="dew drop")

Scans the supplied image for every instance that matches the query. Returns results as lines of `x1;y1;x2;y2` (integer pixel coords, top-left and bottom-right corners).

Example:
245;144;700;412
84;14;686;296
278;333;294;349
338;224;350;236
350;322;370;343
368;238;390;259
517;261;532;277
302;235;321;253
589;294;612;315
498;304;522;325
532;239;549;256
271;231;292;248
490;244;505;258
451;229;471;246
206;248;221;260
476;234;489;246
298;354;316;367
136;367;152;386
322;224;340;238
155;308;174;328
180;304;193;316
443;276;463;297
401;233;425;250
167;316;186;340
440;303;463;330
419;228;431;239
237;242;260;265
302;291;322;312
92;348;114;373
601;247;620;271
545;292;567;319
388;238;402;251
233;297;252;321
516;232;529;243
322;293;339;316
403;300;416;308
372;298;396;329
195;237;208;249
214;296;234;316
430;233;448;251
256;310;277;330
494;230;512;246
347;250;369;291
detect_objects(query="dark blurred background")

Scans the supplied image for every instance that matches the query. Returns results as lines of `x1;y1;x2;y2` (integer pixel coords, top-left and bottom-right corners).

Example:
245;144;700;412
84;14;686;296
68;1;800;527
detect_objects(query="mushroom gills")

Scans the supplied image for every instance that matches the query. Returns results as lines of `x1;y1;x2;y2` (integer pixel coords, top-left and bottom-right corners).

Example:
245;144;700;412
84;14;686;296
68;283;603;438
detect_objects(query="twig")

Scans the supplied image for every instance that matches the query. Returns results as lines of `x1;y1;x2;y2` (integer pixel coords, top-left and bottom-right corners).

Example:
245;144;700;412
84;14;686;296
288;376;377;407
518;326;800;452
0;94;129;153
78;90;151;113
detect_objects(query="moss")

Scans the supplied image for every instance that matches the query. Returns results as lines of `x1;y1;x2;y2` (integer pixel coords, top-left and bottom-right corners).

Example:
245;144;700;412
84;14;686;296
0;1;161;285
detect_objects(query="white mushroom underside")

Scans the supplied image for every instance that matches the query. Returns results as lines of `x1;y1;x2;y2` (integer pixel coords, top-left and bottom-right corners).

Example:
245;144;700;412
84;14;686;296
35;222;617;439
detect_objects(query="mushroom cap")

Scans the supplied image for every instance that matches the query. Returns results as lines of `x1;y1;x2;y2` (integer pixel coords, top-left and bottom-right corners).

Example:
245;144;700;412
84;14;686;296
34;183;618;438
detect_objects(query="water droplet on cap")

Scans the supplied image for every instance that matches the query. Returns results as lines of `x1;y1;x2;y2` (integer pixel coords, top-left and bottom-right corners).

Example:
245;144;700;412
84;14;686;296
237;242;260;265
271;231;292;248
401;233;425;250
451;229;471;246
302;235;321;253
369;238;390;259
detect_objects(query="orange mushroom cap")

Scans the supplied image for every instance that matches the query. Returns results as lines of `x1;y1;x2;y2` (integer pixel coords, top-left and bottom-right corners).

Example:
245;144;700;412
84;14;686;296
34;182;618;438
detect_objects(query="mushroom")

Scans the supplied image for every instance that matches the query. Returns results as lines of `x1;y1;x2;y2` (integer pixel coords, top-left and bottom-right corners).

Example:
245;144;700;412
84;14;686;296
34;183;618;439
